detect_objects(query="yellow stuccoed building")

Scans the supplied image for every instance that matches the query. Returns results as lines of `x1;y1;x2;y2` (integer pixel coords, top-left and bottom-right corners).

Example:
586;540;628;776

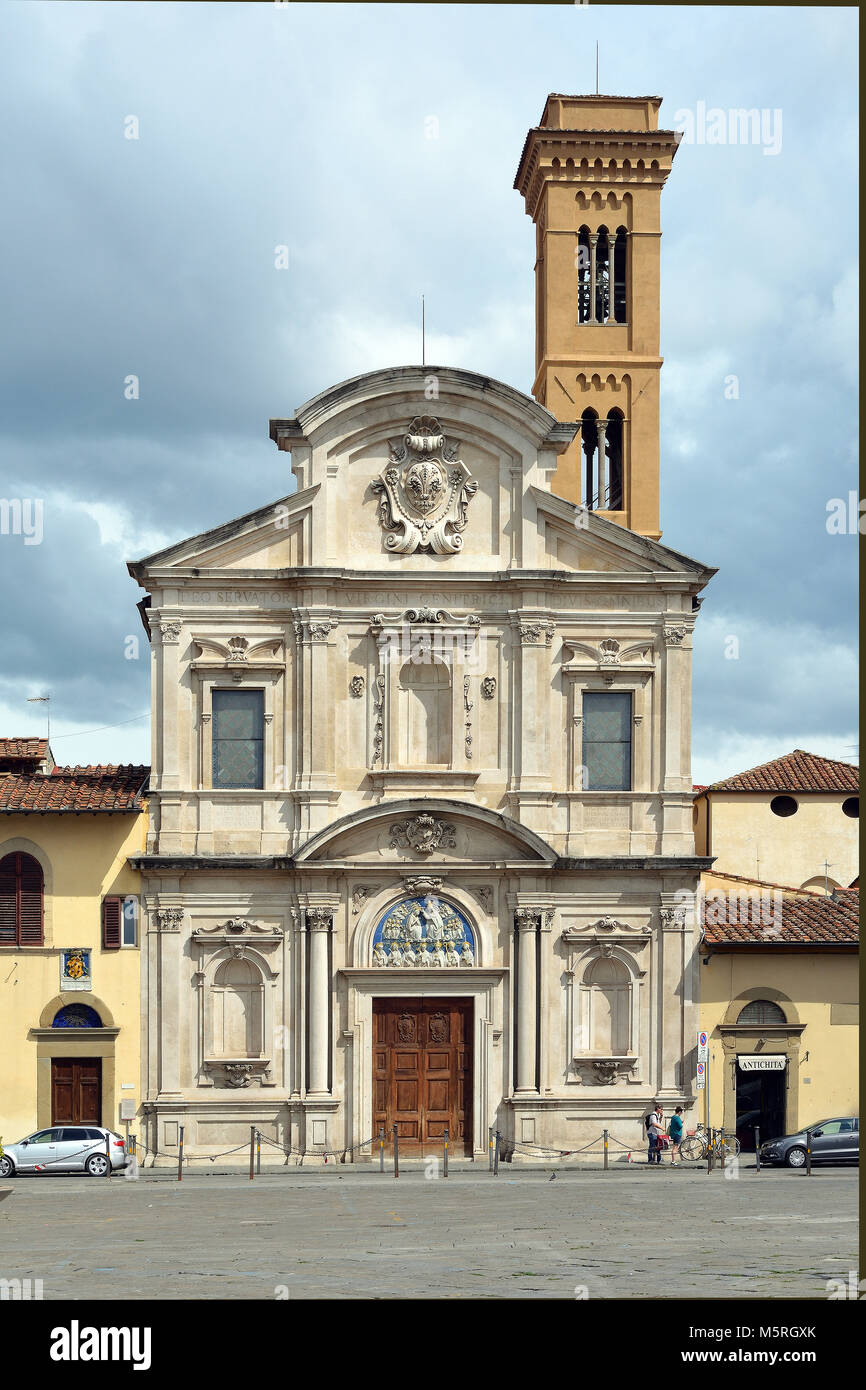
0;739;148;1145
693;751;859;1153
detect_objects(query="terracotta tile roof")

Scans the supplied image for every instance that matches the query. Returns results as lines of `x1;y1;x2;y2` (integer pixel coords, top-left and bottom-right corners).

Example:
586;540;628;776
0;765;150;814
703;885;859;945
0;738;50;761
707;749;859;794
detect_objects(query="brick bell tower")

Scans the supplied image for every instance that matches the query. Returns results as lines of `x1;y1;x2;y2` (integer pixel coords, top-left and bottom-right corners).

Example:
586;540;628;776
514;94;680;539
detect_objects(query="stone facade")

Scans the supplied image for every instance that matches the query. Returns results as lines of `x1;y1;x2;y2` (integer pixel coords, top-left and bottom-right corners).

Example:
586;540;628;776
127;94;715;1163
128;365;713;1162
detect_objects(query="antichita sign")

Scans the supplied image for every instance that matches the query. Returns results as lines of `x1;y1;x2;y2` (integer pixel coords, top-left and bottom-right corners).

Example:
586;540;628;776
737;1055;786;1071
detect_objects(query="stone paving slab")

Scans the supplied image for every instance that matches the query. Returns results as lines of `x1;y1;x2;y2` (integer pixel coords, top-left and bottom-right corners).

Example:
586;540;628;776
0;1167;856;1301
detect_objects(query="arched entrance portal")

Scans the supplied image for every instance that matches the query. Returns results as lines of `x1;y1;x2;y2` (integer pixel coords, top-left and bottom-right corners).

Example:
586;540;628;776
371;894;475;1154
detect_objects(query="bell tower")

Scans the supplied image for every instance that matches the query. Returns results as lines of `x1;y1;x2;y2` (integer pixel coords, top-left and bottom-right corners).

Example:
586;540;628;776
515;94;680;539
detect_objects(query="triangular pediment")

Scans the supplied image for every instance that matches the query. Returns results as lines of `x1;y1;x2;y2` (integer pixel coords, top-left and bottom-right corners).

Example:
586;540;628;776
531;486;715;578
128;487;317;577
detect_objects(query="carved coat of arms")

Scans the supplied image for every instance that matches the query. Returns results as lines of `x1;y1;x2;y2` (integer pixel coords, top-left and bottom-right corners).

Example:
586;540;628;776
370;415;477;554
389;814;457;856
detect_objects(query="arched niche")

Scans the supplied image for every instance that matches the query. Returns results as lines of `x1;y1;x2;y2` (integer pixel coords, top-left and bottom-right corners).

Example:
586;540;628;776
398;657;451;764
570;944;645;1063
197;945;278;1084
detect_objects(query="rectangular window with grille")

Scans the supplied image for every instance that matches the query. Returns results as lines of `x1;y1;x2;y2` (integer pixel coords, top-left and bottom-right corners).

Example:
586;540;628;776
212;688;264;789
582;690;632;791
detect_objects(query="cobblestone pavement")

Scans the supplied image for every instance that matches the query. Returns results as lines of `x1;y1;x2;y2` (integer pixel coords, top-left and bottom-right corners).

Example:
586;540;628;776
0;1165;857;1300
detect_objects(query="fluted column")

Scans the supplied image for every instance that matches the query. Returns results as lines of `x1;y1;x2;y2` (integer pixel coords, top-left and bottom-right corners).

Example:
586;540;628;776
514;909;539;1094
307;907;333;1097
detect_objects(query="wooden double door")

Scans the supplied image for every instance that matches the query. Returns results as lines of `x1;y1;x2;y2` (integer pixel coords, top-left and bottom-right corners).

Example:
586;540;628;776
51;1058;102;1125
373;999;472;1154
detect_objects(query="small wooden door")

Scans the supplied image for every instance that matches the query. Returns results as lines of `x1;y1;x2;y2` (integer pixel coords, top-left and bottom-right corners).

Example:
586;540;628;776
373;999;472;1154
51;1058;102;1125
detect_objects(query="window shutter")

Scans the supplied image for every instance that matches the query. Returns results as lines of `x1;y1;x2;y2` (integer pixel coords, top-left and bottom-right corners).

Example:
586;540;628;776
102;896;122;949
17;853;44;946
0;854;17;943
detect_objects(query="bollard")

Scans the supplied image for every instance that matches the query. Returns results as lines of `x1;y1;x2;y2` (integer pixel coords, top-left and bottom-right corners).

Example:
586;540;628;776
393;1123;399;1179
754;1127;761;1173
177;1125;184;1182
249;1125;255;1180
806;1129;811;1176
719;1129;726;1173
256;1130;261;1176
603;1128;609;1170
488;1126;494;1172
493;1129;500;1176
707;1129;714;1175
443;1127;449;1178
378;1126;385;1173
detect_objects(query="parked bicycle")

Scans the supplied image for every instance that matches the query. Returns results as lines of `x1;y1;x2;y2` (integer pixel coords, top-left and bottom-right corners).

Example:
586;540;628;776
680;1123;741;1161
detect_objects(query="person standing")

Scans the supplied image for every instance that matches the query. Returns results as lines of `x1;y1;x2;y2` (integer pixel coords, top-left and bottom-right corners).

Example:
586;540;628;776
646;1103;664;1164
668;1105;684;1165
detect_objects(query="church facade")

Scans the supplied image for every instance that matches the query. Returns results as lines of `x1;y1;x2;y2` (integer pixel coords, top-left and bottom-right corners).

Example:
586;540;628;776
128;95;715;1162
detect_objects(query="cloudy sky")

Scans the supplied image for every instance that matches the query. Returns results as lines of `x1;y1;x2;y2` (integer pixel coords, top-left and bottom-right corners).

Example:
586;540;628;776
0;2;857;784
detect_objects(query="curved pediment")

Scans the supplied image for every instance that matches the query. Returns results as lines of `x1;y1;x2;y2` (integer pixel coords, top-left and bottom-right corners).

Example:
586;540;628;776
295;799;556;865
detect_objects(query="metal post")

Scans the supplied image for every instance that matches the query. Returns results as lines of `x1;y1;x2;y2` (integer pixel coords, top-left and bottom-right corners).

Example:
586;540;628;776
603;1128;609;1170
719;1128;726;1173
177;1125;184;1182
754;1127;761;1173
249;1125;255;1180
493;1130;500;1176
393;1123;399;1179
443;1127;449;1179
256;1130;261;1176
488;1126;494;1172
806;1129;812;1176
378;1126;385;1173
707;1128;714;1175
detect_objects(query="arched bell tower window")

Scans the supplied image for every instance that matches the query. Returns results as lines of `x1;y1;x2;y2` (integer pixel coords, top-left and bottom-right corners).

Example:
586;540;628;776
581;409;599;508
577;226;592;323
613;226;628;322
605;408;624;510
399;658;451;765
577;226;627;325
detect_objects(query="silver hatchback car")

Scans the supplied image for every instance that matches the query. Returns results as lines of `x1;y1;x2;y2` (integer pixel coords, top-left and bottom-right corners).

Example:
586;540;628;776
0;1126;128;1177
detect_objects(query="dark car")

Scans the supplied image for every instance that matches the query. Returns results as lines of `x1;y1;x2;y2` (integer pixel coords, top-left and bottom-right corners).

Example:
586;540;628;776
758;1117;859;1168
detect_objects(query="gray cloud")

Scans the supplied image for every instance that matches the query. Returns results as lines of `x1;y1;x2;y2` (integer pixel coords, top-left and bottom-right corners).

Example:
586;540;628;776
0;2;857;779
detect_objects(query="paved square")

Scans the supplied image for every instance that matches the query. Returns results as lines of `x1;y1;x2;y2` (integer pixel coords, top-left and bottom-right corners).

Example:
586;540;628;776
0;1163;857;1300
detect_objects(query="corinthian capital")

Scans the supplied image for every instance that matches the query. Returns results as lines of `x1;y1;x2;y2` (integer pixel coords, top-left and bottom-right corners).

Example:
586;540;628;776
514;907;541;931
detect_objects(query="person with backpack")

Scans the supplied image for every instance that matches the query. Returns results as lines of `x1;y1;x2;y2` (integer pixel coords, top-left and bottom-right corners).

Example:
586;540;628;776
645;1103;664;1163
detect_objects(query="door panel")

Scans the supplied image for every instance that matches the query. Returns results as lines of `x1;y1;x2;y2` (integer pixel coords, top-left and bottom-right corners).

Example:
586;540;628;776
20;1128;62;1171
373;999;472;1154
51;1058;102;1125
